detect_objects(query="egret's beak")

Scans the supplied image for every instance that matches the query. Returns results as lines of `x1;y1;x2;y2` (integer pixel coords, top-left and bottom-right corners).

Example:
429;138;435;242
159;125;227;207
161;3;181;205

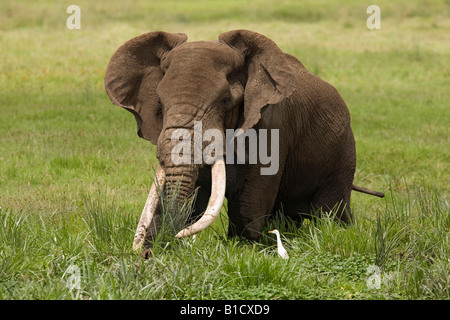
268;230;274;234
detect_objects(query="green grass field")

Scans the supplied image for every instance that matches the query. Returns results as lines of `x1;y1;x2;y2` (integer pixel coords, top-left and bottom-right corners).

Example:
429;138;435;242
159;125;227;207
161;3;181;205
0;0;449;300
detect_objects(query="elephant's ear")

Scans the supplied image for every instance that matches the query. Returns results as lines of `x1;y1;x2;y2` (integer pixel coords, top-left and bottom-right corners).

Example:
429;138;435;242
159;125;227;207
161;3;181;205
219;30;296;132
105;31;187;144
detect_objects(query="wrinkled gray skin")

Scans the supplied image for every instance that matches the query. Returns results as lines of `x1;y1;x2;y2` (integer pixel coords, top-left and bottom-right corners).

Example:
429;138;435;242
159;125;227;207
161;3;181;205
105;30;383;244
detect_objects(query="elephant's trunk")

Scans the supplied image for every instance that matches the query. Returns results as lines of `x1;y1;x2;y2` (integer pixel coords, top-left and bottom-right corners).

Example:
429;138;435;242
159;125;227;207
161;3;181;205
163;164;200;213
175;157;226;238
132;145;226;251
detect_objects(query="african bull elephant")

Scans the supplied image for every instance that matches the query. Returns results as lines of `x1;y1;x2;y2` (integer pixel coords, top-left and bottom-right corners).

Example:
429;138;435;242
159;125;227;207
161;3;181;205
104;29;384;252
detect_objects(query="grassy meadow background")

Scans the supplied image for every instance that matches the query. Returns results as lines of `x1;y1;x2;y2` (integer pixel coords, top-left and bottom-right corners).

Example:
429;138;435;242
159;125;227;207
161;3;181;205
0;0;449;299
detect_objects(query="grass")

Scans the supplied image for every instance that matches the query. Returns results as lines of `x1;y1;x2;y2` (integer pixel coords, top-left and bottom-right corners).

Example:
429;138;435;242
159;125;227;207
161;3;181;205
1;186;448;299
0;0;449;299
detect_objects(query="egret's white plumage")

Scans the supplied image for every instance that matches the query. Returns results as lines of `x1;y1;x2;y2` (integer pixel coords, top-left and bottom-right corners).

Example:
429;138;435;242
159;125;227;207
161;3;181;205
268;229;289;259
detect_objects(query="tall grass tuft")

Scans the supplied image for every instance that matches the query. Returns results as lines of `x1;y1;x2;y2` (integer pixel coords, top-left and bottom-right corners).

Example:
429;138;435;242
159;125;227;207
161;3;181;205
82;192;134;255
148;183;198;254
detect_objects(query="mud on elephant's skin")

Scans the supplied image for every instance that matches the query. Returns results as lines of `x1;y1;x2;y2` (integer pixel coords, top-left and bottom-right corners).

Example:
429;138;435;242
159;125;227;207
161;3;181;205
104;29;384;251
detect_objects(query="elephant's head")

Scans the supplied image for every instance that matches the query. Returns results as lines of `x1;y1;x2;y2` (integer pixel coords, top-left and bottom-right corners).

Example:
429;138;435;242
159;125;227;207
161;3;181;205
104;30;296;250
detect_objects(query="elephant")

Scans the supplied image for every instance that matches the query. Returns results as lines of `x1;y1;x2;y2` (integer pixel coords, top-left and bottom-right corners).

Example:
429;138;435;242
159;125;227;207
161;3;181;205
104;29;384;253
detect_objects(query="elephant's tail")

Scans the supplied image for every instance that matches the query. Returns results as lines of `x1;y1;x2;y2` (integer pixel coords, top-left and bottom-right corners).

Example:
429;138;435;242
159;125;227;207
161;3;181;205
352;184;385;198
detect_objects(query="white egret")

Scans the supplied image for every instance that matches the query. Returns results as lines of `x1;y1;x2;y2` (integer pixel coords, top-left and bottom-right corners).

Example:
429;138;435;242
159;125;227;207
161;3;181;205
268;229;289;259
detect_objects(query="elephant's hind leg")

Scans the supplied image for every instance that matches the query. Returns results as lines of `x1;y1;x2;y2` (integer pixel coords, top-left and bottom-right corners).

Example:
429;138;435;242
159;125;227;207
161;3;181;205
311;179;353;224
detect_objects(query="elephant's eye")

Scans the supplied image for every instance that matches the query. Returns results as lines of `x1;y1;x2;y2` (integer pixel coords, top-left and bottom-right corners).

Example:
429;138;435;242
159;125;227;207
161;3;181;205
221;96;231;106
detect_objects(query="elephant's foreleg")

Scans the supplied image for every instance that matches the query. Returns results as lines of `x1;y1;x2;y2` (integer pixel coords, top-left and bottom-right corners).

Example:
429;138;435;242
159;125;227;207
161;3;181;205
227;166;283;241
190;185;212;224
189;167;212;223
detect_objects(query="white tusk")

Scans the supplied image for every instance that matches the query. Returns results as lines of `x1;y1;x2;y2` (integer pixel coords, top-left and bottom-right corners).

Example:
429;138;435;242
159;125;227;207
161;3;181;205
133;165;166;252
175;157;226;238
